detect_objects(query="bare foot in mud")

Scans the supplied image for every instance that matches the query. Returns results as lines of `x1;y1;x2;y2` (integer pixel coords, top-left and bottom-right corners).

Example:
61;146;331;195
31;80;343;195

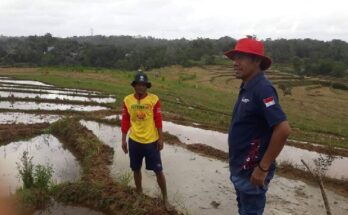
164;200;174;212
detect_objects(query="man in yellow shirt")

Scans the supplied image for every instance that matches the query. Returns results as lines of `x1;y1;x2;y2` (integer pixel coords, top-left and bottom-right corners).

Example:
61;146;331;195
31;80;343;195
121;71;169;208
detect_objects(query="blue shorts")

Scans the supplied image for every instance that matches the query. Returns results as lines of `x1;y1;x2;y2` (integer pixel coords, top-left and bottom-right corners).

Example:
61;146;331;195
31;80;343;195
128;138;163;172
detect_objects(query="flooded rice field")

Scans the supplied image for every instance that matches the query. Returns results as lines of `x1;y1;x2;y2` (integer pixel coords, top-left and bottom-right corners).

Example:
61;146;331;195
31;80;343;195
0;77;116;213
0;84;100;96
0;134;80;196
0;112;61;124
0;91;116;103
0;77;347;214
80;120;348;215
0;101;108;112
0;79;53;86
163;121;348;180
0;78;115;113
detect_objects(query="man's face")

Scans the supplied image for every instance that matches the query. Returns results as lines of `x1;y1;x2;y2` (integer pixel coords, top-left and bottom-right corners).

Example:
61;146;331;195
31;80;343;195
134;83;147;95
232;53;261;80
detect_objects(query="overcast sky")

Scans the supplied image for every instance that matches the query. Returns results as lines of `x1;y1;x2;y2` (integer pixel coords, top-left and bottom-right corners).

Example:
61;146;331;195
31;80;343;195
1;0;348;41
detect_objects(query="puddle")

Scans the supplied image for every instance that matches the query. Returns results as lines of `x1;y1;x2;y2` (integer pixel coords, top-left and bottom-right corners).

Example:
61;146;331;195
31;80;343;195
80;121;348;215
0;91;116;103
0;112;61;124
0;134;80;196
163;121;348;180
0;101;108;112
0;79;52;86
34;201;104;215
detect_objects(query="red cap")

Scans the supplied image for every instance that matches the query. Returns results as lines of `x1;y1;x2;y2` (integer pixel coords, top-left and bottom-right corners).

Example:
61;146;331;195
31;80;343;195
224;38;272;70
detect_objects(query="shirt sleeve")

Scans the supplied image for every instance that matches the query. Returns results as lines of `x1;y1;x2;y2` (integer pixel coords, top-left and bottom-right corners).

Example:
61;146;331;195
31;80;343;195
258;85;287;128
153;100;163;129
121;102;131;134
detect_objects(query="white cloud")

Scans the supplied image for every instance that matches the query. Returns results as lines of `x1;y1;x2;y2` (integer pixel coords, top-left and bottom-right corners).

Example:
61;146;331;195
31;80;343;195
0;0;347;41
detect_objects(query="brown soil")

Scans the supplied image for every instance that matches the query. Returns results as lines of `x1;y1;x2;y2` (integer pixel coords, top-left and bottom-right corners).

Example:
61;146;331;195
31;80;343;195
187;144;228;162
0;123;49;146
0;196;34;215
54;182;177;215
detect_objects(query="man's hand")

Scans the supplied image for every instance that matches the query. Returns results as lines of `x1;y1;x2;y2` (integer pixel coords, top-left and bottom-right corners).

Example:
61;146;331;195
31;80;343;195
122;139;128;154
250;166;268;187
157;138;164;151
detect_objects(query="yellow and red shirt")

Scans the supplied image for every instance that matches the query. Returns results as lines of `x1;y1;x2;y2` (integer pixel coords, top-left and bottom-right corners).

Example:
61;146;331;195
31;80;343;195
121;93;162;144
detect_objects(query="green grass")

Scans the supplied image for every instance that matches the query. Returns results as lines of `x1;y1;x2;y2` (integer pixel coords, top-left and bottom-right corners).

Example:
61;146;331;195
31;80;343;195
16;151;54;209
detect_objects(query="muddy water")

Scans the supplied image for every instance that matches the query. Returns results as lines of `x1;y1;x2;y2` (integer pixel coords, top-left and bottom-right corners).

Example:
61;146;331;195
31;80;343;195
0;112;61;124
0;79;52;86
163;121;348;180
0;135;80;196
80;121;348;215
34;201;104;215
0;101;108;111
0;91;116;103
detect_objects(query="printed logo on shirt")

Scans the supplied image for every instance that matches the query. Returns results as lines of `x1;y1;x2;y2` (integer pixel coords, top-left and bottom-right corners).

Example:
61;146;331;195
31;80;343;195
131;104;151;110
263;96;275;108
136;110;146;120
241;97;250;103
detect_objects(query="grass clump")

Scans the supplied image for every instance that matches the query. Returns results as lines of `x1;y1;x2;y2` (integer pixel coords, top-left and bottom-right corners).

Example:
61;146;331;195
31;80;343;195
16;151;54;209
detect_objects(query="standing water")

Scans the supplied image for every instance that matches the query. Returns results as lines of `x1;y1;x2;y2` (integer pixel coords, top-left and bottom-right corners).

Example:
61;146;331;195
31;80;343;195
163;121;348;180
0;135;80;196
79;120;348;215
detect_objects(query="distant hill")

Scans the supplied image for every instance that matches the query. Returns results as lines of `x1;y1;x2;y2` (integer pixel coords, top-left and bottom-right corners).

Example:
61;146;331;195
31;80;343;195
0;34;347;77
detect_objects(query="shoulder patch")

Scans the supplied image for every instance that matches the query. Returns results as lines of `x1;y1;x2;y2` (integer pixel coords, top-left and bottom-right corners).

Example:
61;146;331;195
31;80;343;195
263;96;275;108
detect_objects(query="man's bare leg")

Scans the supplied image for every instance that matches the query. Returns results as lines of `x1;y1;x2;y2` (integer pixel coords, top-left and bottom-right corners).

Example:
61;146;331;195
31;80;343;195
155;171;170;209
133;170;143;193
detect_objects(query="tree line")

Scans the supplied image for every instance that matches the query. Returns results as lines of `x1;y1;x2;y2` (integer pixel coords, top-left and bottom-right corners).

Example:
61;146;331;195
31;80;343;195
0;33;347;77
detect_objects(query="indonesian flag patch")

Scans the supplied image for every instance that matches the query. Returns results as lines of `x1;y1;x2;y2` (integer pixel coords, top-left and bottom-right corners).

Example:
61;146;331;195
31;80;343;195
263;96;275;108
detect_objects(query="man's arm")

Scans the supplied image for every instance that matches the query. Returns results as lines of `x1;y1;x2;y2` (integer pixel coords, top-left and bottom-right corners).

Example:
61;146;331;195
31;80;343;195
154;100;163;150
121;102;130;154
250;121;291;186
